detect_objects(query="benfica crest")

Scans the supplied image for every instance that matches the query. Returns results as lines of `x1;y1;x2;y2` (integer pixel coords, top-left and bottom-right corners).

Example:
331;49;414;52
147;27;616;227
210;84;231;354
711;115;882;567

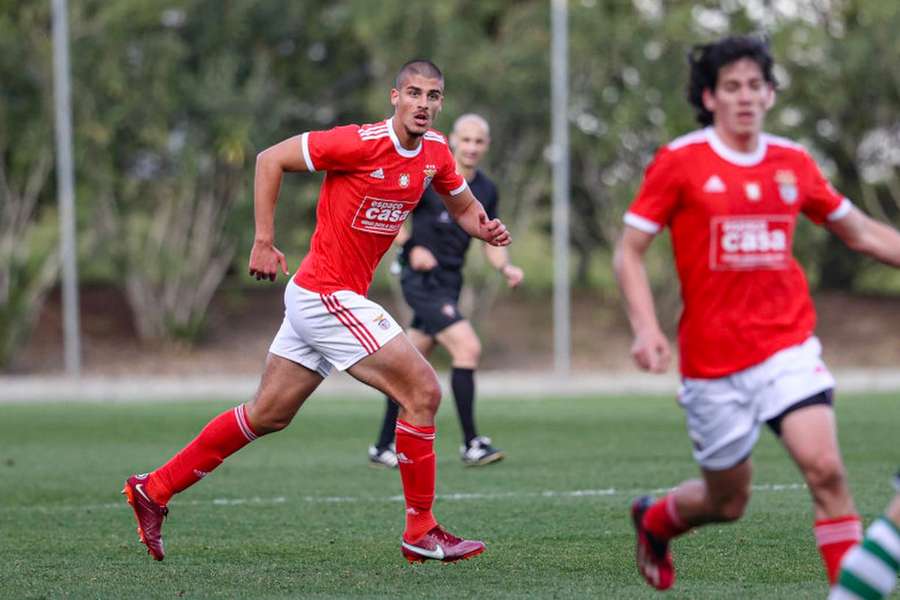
423;164;437;188
775;170;798;204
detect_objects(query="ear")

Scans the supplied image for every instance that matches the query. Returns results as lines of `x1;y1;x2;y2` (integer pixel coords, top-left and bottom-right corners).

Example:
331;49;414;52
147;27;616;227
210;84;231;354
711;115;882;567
764;84;775;110
701;88;716;114
390;88;399;109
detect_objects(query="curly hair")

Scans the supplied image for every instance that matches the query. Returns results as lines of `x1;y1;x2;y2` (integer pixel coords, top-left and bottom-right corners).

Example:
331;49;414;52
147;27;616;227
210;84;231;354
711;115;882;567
687;35;777;127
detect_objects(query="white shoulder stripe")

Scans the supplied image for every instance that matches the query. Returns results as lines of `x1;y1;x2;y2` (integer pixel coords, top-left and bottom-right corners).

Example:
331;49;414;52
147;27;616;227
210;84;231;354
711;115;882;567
359;132;390;140
300;132;316;172
667;130;708;150
827;198;853;222
424;132;447;144
624;211;661;234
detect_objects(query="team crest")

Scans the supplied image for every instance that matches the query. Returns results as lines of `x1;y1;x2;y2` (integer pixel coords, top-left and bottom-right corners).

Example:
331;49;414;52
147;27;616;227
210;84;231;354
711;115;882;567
399;173;410;188
373;313;392;331
775;170;798;204
423;164;437;188
744;181;761;202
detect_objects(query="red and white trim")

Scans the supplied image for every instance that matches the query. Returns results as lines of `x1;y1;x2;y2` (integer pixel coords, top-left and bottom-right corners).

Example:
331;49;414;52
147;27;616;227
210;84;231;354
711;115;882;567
300;132;316;172
234;404;258;442
815;517;863;547
423;131;446;144
827;198;853;222
320;293;380;354
448;179;468;196
624;211;662;235
395;420;436;441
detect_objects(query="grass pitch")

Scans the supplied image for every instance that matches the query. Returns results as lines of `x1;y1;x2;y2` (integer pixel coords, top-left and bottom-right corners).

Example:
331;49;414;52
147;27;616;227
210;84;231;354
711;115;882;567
1;392;897;599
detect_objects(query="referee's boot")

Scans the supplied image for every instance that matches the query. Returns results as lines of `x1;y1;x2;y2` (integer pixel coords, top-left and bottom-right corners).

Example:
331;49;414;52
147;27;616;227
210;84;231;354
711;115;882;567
460;435;505;467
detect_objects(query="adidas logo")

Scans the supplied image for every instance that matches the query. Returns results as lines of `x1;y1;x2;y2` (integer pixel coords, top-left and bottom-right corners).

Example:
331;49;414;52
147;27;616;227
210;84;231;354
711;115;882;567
370;168;385;179
703;175;726;193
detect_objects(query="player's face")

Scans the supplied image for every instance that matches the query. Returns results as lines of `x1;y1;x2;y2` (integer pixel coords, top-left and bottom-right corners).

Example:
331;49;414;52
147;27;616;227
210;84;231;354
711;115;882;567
450;120;490;169
703;58;774;139
390;74;444;139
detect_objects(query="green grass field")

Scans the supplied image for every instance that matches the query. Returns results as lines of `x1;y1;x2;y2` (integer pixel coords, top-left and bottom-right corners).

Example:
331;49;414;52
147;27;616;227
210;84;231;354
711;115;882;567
1;392;897;599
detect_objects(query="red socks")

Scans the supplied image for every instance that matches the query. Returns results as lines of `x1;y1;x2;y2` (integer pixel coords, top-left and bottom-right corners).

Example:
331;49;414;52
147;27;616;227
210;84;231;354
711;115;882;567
815;514;862;584
145;405;259;505
643;494;692;541
395;419;438;542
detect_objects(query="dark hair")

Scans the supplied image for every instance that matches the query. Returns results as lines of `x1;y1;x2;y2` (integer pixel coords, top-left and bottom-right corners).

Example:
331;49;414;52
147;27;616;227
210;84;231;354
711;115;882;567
394;59;443;90
687;34;777;126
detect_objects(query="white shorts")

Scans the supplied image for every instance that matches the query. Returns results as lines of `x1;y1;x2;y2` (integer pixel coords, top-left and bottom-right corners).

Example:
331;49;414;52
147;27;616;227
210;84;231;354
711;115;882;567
678;336;835;471
268;281;403;377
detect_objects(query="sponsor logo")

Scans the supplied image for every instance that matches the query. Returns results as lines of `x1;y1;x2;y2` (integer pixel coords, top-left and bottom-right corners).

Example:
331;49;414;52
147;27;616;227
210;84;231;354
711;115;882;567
401;541;445;560
709;215;793;271
744;181;761;202
399;173;410;188
441;303;456;318
703;175;726;193
351;196;417;235
423;164;437;188
438;210;451;223
775;169;798;204
369;168;385;179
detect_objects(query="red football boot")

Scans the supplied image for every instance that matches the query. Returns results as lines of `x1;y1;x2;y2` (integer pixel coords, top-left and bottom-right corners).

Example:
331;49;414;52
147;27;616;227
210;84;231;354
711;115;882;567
632;496;676;590
122;474;168;561
401;525;485;563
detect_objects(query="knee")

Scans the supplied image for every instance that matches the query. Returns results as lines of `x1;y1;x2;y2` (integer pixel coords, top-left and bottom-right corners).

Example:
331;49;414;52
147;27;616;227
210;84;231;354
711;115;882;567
453;338;482;367
803;454;848;493
406;374;442;415
710;488;751;522
246;397;294;435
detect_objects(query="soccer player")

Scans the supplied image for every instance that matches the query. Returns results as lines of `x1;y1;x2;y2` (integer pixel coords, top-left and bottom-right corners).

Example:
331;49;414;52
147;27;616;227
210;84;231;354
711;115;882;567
368;113;524;469
830;470;900;599
122;59;511;563
612;35;900;591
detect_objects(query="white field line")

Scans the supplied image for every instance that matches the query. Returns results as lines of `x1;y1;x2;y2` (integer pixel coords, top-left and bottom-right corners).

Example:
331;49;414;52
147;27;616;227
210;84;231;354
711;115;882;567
2;483;807;513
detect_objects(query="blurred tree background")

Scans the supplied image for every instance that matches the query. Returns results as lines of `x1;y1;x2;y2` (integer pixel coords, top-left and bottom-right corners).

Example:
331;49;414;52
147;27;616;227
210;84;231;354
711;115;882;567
1;0;898;370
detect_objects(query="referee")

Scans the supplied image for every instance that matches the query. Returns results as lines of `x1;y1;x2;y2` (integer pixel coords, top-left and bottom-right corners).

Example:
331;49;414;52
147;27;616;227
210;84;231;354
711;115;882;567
369;113;524;468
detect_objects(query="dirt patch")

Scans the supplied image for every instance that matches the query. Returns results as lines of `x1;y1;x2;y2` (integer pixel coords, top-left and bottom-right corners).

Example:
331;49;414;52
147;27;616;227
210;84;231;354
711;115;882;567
14;285;900;375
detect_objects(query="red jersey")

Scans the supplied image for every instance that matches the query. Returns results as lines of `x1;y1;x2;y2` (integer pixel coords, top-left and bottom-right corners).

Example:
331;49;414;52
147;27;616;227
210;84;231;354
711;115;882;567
293;118;466;296
625;127;851;378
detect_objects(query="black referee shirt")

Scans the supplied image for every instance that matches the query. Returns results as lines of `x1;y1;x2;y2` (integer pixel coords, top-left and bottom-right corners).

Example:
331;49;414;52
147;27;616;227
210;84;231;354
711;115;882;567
402;170;499;271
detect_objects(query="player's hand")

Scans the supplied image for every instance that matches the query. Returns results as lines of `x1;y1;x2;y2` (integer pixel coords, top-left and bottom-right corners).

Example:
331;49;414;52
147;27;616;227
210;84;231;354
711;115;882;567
480;213;511;247
630;328;671;373
501;264;524;288
409;245;438;271
248;239;289;282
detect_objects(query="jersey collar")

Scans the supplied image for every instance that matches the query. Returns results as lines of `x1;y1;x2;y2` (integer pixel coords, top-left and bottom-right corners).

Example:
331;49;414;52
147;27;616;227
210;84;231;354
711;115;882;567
705;126;768;167
386;117;423;158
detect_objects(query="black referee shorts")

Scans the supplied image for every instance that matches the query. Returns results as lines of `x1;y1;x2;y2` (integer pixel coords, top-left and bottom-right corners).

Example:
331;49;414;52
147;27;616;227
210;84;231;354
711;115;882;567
400;268;465;336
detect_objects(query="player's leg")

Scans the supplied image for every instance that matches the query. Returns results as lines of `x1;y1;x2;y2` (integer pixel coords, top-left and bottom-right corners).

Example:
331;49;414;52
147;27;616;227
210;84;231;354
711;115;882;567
123;353;323;560
633;374;757;590
778;401;861;583
435;319;504;466
369;329;435;468
633;458;753;590
830;473;900;600
348;333;484;562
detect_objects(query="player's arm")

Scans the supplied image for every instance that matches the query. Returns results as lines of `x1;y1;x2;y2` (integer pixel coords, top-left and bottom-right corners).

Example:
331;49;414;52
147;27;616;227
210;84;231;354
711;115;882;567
827;206;900;267
612;226;671;373
440;186;511;247
483;244;523;288
248;136;308;281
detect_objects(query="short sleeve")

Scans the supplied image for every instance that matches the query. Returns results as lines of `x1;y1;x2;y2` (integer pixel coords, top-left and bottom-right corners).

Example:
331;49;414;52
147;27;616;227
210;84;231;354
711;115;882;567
301;125;366;172
429;142;467;196
624;147;683;235
799;152;852;225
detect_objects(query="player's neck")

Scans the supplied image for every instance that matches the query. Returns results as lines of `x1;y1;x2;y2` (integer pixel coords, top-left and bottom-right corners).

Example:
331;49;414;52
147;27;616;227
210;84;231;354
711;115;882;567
456;162;477;182
391;118;423;151
712;123;761;154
